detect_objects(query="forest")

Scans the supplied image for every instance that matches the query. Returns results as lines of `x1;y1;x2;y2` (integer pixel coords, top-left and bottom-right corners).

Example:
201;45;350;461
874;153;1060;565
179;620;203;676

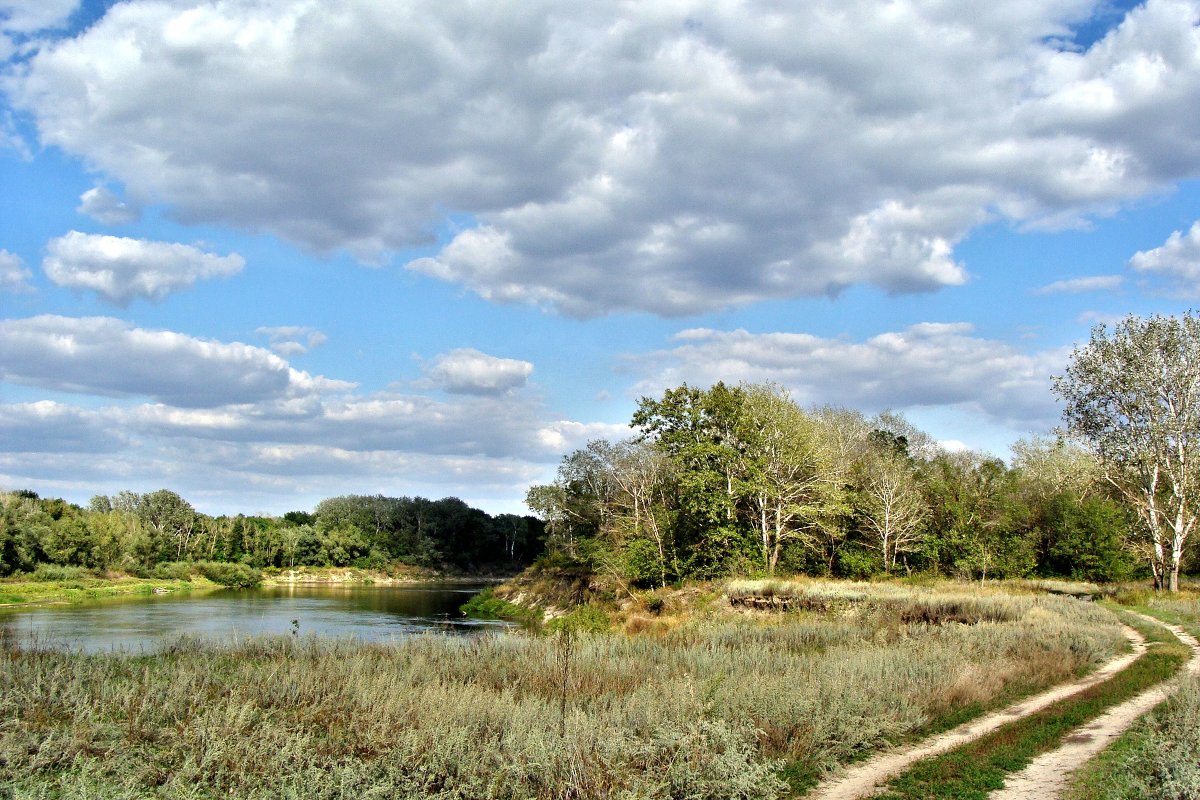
0;489;545;578
527;382;1140;588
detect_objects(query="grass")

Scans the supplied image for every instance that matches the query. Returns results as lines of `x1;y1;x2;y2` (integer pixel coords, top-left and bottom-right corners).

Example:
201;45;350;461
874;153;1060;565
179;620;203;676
874;638;1189;800
0;574;216;606
0;581;1127;799
1065;594;1200;800
1066;673;1200;800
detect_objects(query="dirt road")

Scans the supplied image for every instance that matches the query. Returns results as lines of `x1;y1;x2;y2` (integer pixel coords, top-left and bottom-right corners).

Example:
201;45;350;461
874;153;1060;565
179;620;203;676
987;617;1200;800
804;624;1147;800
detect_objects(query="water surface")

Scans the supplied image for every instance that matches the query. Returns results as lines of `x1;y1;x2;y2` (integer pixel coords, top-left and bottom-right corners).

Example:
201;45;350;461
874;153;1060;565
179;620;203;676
0;583;511;653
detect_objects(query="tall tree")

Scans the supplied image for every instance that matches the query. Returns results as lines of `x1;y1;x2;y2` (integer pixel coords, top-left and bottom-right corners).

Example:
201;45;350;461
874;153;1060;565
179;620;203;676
1054;313;1200;591
737;385;830;576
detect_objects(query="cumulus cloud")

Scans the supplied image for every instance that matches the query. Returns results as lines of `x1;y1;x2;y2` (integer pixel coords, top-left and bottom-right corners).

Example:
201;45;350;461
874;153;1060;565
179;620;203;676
1033;274;1124;293
42;231;244;304
627;323;1066;430
426;348;534;395
0;315;350;407
256;325;328;356
76;185;140;224
9;1;1200;315
0;249;32;292
1129;220;1200;293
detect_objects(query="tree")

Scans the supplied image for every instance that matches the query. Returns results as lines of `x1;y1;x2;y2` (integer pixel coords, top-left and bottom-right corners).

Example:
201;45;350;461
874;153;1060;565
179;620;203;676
855;438;928;571
138;489;197;560
1054;313;1200;591
737;385;831;576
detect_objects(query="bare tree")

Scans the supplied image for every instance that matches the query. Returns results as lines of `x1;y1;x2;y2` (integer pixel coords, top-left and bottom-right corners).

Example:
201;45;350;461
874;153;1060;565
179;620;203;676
855;446;927;570
1054;313;1200;591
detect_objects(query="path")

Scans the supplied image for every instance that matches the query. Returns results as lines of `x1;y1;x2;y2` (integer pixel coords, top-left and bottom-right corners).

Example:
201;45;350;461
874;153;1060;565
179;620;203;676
988;617;1200;800
804;623;1148;800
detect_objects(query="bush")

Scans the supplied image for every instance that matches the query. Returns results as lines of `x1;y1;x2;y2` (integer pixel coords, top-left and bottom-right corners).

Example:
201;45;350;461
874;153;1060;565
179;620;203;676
545;604;610;634
836;547;880;580
460;588;539;625
194;561;262;588
149;561;195;581
28;564;90;582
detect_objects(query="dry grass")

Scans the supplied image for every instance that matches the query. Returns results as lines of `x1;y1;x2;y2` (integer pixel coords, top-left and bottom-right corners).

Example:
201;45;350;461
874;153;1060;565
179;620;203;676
0;582;1126;799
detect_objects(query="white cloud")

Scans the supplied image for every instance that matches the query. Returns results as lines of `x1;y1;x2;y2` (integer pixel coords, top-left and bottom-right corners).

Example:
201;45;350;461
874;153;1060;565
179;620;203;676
0;315;349;407
628;323;1066;430
426;348;534;395
77;185;140;224
256;325;328;356
0;401;124;453
1129;220;1200;292
1;1;79;34
43;231;244;304
1033;274;1124;293
9;1;1200;315
0;248;32;292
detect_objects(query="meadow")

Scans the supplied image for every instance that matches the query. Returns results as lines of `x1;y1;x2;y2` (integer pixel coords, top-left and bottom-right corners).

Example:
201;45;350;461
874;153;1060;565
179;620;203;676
0;581;1127;799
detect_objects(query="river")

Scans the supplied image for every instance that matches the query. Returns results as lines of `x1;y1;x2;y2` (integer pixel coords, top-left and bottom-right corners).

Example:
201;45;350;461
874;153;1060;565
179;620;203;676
0;583;513;653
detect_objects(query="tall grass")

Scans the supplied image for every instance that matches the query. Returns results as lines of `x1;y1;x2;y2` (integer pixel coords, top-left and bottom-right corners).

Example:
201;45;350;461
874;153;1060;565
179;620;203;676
0;586;1125;799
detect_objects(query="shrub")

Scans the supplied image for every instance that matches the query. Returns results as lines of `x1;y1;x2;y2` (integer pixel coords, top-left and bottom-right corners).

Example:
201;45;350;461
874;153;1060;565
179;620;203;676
194;561;262;588
28;564;90;582
1114;676;1200;799
460;588;539;625
545;605;610;634
149;561;195;581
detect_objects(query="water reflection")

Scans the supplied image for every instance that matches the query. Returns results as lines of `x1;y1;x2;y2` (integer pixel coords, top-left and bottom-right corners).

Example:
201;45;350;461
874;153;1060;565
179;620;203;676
0;583;512;653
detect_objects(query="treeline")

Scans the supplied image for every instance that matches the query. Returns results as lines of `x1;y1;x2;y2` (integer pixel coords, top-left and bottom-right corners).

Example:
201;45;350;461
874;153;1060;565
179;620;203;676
528;382;1141;587
0;489;544;578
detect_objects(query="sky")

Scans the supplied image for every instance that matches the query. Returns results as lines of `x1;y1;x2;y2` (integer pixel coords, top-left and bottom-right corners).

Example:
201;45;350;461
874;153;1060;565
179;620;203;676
1;0;1200;517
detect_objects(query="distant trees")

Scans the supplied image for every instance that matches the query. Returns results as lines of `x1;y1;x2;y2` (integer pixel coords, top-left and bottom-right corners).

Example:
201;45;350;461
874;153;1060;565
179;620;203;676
0;489;543;577
1054;313;1200;591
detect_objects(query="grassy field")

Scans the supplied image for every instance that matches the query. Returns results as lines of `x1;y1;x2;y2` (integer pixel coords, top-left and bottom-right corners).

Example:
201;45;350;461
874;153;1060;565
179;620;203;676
0;580;1127;799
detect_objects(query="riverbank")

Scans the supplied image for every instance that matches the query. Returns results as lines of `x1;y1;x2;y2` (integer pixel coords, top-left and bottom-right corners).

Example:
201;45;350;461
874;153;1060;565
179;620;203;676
0;564;513;607
0;574;220;607
263;565;514;586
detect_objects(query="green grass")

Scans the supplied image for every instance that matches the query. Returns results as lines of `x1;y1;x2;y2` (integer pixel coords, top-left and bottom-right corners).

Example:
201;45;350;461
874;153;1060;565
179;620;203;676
875;637;1189;800
0;575;214;606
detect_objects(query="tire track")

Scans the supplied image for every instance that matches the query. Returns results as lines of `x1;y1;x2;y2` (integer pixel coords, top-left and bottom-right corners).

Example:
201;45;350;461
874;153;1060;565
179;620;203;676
988;616;1200;800
803;623;1147;800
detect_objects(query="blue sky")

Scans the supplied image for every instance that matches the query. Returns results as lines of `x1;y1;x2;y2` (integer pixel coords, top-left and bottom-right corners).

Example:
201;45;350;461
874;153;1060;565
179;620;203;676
2;0;1199;516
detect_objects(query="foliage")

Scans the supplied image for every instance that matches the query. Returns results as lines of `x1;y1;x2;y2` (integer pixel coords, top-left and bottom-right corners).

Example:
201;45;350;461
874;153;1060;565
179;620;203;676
459;588;539;625
0;489;544;581
1054;312;1200;591
544;604;610;634
194;561;262;588
527;383;1129;587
